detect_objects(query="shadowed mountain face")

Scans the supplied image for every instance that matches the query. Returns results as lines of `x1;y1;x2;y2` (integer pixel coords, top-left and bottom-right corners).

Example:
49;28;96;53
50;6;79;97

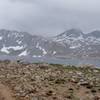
53;29;100;58
0;29;67;58
57;29;83;38
0;29;100;60
87;30;100;38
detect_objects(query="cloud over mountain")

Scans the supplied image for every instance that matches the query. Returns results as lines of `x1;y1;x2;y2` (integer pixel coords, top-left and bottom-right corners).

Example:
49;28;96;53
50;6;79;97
0;0;100;36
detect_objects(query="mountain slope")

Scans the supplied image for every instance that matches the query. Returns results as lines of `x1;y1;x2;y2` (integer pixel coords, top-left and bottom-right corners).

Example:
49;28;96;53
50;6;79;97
0;29;67;58
0;29;100;59
53;29;100;58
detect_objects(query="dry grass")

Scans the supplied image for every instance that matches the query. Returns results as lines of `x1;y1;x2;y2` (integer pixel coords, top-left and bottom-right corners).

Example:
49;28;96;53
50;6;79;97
0;61;99;100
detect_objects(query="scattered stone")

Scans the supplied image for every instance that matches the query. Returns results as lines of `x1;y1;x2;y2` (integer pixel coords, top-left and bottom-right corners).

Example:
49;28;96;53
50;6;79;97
55;78;66;84
91;89;97;93
46;90;53;96
0;61;99;100
93;96;100;100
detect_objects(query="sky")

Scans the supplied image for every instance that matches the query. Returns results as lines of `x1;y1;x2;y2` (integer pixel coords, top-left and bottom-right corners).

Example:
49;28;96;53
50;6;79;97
0;0;100;36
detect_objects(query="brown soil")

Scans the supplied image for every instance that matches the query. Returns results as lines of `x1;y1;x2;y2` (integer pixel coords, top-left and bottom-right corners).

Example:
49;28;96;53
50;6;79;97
0;83;15;100
0;61;100;100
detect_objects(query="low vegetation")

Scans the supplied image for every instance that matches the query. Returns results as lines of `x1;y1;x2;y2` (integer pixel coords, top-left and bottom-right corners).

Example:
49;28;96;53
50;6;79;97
0;60;100;100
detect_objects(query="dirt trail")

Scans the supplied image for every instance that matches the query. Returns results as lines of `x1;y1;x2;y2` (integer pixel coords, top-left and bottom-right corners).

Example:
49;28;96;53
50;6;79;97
0;83;15;100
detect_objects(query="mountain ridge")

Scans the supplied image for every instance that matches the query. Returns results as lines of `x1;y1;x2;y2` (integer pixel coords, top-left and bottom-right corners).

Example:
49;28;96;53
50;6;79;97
0;29;100;59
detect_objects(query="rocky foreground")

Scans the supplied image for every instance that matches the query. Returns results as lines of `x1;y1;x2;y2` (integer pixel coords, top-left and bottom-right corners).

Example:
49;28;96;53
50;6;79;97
0;61;100;100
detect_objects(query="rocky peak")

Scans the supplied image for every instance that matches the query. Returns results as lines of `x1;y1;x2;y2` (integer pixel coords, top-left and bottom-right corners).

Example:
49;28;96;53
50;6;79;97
57;29;83;38
87;30;100;38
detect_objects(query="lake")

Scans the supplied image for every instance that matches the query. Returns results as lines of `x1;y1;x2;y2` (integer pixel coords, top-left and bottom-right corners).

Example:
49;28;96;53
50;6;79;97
0;55;100;67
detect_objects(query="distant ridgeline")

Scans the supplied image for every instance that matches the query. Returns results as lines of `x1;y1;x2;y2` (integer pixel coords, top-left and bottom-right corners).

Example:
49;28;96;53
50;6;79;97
0;29;100;61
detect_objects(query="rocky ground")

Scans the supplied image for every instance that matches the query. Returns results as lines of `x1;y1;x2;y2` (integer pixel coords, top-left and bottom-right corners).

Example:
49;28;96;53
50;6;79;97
0;60;100;100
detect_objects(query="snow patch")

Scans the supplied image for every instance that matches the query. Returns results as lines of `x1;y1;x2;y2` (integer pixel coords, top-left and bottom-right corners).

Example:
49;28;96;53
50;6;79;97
18;50;28;56
16;40;22;44
53;51;56;55
0;45;23;53
70;45;81;49
7;46;24;50
36;43;39;48
7;34;10;38
36;42;47;55
33;55;42;58
1;45;9;54
42;49;47;55
0;36;3;40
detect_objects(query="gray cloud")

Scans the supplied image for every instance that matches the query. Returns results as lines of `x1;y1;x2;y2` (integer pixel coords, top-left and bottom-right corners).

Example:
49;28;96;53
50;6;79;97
0;0;100;36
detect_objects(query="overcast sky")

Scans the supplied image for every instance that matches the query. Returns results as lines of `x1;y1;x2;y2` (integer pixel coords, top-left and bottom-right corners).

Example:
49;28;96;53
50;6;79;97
0;0;100;36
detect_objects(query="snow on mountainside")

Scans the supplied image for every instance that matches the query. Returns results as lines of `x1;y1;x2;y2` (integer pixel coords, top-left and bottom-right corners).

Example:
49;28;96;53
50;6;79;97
53;29;84;49
53;29;100;58
0;29;100;59
0;29;67;58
